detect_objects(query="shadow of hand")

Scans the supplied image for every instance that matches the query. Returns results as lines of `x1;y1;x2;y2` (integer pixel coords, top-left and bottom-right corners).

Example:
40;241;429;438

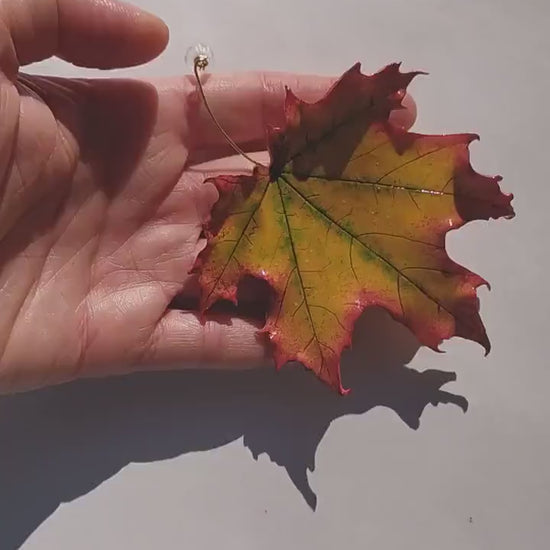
0;308;467;549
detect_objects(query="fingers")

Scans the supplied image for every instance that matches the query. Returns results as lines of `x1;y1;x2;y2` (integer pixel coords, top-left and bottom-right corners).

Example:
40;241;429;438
146;310;271;370
1;0;168;76
188;72;336;158
188;71;417;162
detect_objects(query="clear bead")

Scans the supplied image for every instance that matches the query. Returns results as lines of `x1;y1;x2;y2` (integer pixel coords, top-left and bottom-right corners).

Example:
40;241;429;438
185;43;214;72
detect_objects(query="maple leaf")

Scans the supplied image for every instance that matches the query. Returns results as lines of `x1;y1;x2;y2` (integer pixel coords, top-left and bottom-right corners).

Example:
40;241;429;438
193;63;515;394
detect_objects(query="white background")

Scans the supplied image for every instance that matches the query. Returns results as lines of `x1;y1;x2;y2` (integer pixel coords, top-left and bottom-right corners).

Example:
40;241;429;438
1;0;549;548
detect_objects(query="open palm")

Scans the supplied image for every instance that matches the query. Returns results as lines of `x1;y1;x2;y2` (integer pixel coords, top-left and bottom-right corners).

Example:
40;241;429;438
0;0;414;394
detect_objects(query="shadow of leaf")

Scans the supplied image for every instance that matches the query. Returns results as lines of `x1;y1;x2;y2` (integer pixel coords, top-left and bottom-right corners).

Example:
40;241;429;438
0;308;467;549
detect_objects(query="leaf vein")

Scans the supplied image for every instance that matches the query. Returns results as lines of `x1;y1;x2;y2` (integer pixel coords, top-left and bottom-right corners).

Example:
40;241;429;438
280;174;457;323
276;179;325;363
204;183;270;305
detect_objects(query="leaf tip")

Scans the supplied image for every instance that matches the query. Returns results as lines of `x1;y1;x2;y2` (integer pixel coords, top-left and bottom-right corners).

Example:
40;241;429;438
411;69;429;77
285;86;299;103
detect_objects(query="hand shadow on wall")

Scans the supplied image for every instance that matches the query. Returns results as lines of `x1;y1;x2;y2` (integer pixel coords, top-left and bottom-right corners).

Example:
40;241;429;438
0;308;467;550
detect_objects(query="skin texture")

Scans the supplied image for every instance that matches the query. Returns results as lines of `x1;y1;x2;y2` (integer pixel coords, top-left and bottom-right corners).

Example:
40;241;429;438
0;0;416;394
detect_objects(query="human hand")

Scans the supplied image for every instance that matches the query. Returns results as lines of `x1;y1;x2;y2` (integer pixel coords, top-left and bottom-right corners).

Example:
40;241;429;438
0;0;416;394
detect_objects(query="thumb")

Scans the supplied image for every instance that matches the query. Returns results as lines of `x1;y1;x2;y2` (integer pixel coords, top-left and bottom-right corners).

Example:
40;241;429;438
1;0;168;75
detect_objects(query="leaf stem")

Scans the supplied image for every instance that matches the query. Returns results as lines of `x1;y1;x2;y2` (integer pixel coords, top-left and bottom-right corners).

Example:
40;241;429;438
193;56;263;167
